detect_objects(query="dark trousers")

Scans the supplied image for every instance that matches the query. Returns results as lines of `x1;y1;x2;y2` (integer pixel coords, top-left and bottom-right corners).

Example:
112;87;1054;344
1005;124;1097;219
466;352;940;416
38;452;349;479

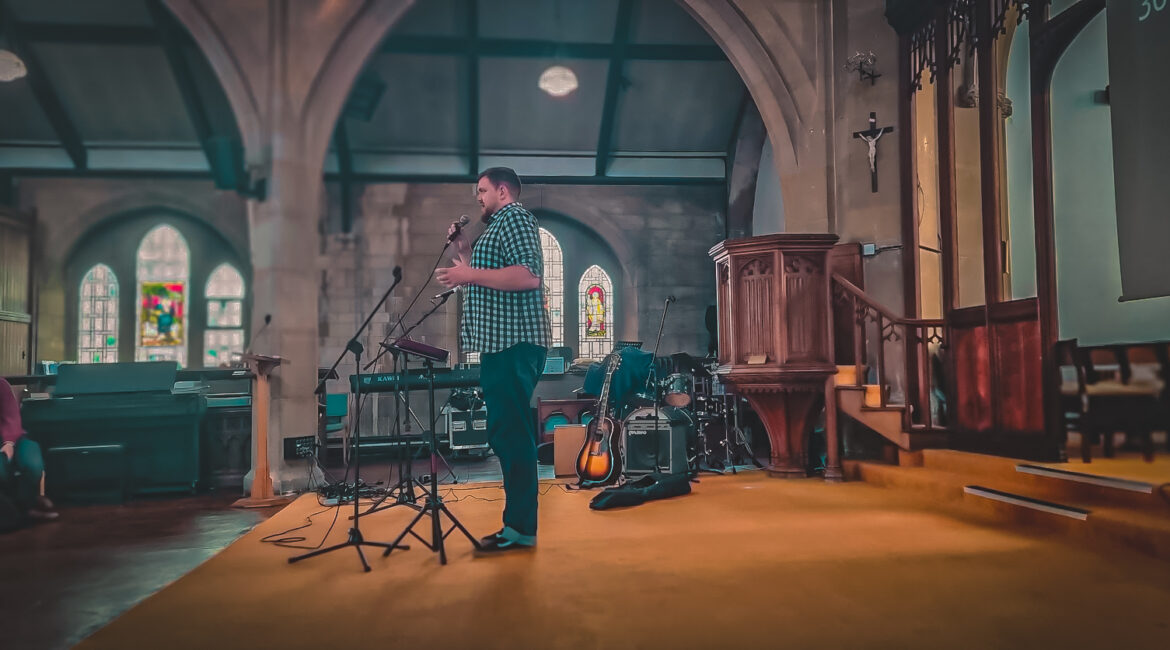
0;436;45;511
480;342;546;537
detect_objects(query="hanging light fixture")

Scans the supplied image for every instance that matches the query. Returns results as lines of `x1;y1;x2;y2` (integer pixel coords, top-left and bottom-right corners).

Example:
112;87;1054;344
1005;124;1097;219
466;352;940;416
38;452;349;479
538;65;578;98
0;49;27;82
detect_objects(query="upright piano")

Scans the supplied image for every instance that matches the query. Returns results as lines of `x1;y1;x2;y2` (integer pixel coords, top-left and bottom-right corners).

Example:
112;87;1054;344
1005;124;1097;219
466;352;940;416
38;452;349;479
20;362;208;497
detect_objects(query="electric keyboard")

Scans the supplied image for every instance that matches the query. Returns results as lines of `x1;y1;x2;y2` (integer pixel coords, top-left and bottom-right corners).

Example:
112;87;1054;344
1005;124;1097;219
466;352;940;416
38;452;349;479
351;367;482;393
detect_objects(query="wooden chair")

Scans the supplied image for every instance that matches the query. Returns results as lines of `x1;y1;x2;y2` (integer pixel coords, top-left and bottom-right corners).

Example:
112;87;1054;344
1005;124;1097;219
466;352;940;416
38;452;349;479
1078;342;1167;462
1055;339;1090;460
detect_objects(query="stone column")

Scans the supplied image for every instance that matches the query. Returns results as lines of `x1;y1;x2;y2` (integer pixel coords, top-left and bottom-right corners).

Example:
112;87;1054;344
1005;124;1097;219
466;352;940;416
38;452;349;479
167;0;413;491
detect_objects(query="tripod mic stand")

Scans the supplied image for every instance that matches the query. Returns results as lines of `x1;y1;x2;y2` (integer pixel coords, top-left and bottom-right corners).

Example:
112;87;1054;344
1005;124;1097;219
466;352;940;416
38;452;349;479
381;293;481;564
359;293;460;518
288;268;408;572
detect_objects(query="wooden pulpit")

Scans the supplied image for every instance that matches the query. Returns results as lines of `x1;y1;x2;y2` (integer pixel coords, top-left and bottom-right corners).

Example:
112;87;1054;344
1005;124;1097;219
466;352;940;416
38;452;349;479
709;234;842;480
234;353;293;508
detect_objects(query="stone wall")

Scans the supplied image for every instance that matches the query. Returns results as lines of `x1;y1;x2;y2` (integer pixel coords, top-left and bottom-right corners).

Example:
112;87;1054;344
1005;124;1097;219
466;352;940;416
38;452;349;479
17;178;249;363
317;181;724;431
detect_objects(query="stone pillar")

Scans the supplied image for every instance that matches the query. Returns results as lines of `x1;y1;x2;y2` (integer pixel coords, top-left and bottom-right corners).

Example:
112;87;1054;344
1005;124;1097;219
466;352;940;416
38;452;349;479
167;0;413;491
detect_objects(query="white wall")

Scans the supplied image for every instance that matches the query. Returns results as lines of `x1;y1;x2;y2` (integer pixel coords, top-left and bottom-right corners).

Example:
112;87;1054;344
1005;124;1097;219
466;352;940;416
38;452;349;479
1003;8;1170;344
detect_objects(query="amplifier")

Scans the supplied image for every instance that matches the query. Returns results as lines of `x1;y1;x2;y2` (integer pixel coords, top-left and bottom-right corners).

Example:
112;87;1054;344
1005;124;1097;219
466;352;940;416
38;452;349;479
445;406;489;450
621;407;690;477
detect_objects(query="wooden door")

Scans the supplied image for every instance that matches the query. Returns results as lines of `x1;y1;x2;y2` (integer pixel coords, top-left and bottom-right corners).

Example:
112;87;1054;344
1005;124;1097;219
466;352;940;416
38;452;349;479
0;209;35;376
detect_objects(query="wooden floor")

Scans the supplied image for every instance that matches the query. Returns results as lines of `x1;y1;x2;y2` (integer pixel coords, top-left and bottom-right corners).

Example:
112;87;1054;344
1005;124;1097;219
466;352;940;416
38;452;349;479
57;473;1170;650
0;495;282;650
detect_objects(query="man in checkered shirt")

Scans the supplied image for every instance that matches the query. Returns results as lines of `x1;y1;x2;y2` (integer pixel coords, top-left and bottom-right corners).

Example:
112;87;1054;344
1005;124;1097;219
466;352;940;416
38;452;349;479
437;167;550;553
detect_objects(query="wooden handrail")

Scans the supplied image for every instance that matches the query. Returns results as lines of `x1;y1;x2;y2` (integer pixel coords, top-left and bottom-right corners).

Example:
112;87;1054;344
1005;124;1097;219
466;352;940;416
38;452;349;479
832;273;944;328
831;272;948;434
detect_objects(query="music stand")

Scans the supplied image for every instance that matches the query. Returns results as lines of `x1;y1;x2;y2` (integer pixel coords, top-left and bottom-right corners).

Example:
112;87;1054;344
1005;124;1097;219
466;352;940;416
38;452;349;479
234;353;293;508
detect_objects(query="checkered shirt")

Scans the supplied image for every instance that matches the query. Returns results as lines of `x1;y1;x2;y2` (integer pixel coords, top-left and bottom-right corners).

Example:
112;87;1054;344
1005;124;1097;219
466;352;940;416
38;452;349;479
461;202;552;354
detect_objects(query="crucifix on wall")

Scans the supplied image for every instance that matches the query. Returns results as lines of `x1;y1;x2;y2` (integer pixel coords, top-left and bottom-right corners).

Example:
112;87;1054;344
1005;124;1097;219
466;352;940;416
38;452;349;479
852;111;894;193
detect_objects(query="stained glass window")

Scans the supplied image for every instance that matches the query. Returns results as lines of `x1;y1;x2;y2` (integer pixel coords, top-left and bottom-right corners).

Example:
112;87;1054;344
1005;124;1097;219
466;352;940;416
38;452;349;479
78;264;119;363
578;265;614;361
135;225;189;366
204;263;245;367
539;228;564;346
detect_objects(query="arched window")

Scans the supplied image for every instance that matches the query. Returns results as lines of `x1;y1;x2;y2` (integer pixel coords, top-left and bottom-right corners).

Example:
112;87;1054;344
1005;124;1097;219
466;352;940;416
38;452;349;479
78;264;119;363
135;225;189;366
539;228;564;346
578;265;614;360
204;263;246;367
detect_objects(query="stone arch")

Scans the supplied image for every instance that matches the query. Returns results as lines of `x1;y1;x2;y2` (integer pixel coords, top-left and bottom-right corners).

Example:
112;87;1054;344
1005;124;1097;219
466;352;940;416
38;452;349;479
65;192;248;265
299;1;417;170
163;0;265;167
677;0;822;222
169;0;820;224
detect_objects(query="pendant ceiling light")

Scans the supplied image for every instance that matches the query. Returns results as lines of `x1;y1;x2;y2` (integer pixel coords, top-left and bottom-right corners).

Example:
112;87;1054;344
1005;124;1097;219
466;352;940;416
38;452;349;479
0;49;27;82
538;65;578;98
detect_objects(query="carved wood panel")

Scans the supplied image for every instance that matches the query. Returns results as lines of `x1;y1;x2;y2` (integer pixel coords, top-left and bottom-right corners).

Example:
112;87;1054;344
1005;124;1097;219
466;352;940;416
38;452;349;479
737;256;774;364
717;262;732;365
783;254;826;362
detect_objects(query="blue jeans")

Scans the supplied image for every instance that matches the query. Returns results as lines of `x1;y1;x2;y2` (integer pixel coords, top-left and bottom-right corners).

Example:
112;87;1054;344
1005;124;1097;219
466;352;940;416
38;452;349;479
480;343;547;537
0;436;45;511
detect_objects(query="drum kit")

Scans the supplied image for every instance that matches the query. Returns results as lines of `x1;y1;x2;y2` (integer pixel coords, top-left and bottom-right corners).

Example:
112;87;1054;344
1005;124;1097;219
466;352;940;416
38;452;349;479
629;356;761;473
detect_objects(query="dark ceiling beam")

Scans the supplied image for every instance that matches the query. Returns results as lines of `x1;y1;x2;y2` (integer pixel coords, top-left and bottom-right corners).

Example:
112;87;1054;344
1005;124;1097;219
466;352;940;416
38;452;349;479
16;22;158;45
14;23;726;61
3;167;724;186
594;0;636;177
381;35;723;61
333;120;354;233
146;1;218;176
0;2;87;169
467;0;479;176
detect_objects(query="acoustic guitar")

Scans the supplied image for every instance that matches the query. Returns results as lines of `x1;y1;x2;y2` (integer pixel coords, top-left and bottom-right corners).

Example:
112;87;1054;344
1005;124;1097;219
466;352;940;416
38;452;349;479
575;352;623;486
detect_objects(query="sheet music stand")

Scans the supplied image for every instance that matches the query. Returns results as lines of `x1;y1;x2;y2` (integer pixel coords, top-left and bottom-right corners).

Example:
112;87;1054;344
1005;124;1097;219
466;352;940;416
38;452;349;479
234;353;293;508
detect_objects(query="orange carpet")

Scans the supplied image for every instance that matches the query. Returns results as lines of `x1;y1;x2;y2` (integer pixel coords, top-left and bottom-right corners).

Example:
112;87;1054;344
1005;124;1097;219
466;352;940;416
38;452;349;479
77;472;1170;650
1048;452;1170;485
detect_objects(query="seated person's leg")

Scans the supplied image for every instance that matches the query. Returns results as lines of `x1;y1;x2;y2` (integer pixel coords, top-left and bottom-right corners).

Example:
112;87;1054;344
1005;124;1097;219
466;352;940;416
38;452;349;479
14;436;56;520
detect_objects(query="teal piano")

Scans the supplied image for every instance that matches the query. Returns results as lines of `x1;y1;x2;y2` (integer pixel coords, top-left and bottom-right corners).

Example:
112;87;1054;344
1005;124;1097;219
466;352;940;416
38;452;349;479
20;362;208;499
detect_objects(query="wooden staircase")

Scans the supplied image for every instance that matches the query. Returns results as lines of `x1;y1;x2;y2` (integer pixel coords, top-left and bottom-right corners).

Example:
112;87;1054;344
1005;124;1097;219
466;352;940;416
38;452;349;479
834;371;948;451
846;449;1170;561
830;274;949;453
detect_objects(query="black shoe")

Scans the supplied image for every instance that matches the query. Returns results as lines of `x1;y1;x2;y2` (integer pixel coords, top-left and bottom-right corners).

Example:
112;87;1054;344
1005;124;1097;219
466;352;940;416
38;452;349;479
476;531;535;554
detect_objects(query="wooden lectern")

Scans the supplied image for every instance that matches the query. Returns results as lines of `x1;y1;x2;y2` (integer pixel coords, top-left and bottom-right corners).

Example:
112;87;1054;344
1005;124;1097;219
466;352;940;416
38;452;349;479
234;353;293;508
709;234;843;480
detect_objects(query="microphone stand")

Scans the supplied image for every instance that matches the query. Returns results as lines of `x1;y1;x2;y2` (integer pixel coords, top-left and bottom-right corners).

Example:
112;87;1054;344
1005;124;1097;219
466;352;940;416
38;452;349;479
649;297;674;471
365;223;466;371
288;267;408;572
381;291;483;565
359;292;462;519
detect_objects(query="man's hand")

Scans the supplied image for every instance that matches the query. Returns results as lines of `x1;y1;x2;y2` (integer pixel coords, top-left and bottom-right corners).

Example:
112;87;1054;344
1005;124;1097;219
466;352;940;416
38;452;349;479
436;258;475;288
447;224;471;262
1;441;13;462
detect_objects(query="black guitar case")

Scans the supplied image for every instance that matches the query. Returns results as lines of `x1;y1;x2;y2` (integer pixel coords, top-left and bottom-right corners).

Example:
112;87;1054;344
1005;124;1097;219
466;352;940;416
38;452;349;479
588;472;691;510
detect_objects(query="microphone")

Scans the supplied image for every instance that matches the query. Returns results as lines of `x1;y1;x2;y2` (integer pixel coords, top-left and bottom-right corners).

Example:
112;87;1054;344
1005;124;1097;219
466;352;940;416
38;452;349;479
666;295;676;303
244;313;272;355
447;215;470;242
433;286;461;301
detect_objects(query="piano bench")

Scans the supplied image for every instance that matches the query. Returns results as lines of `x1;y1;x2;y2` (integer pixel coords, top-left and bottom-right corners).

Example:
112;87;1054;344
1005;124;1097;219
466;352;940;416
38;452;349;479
44;444;128;504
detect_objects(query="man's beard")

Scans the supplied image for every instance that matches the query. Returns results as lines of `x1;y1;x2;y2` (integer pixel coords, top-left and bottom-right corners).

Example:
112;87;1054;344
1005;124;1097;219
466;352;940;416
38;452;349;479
479;206;492;223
